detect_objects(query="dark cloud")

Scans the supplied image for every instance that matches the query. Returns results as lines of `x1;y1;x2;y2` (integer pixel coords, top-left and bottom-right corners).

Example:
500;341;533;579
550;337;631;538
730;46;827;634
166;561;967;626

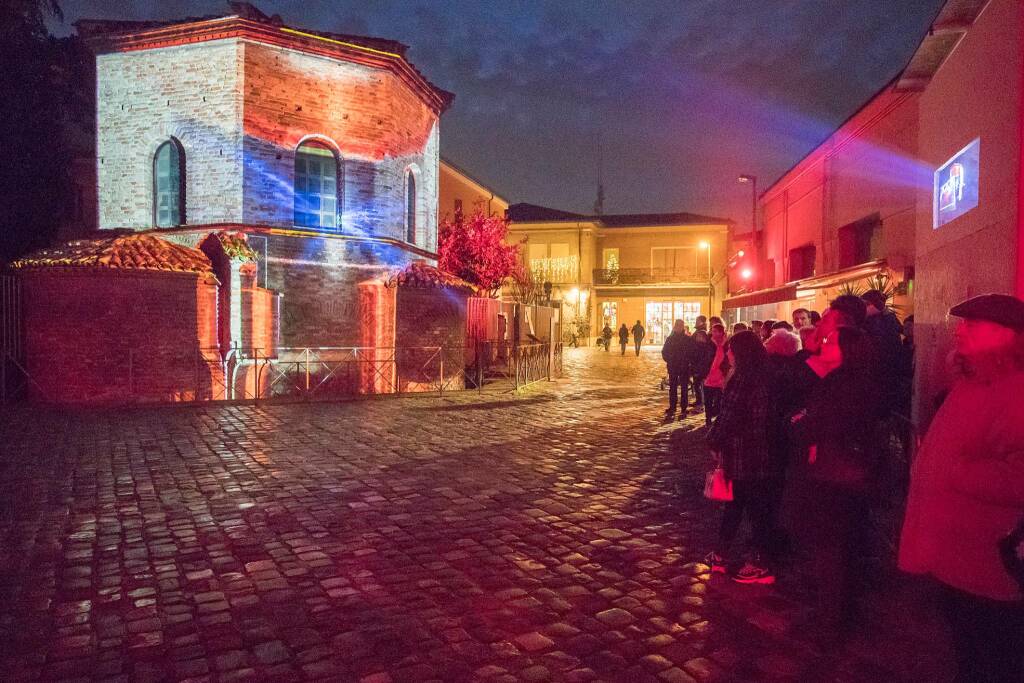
52;0;944;221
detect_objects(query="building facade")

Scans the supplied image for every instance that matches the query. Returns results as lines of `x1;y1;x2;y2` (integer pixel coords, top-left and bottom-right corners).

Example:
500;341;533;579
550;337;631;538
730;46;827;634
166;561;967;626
724;0;1023;427
438;159;509;222
75;3;454;350
507;204;732;345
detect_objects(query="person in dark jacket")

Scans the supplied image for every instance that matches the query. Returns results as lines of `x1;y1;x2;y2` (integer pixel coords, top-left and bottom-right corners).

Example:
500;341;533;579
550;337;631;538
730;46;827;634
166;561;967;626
600;323;613;351
704;331;779;584
861;289;903;412
618;324;629;355
690;329;714;409
631;320;645;356
661;320;695;417
790;325;885;639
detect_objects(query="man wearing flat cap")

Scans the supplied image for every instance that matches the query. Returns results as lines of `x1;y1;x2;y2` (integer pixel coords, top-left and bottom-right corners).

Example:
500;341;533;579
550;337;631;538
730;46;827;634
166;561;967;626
899;293;1024;682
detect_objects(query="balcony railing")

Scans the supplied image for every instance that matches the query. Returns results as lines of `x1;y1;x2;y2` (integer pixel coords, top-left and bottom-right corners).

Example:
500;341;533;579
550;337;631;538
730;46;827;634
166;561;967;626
593;267;710;286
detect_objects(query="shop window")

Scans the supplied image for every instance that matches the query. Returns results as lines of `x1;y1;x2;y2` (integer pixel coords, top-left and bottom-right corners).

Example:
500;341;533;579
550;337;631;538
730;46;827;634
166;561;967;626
294;141;340;230
789;244;816;281
601;301;618;329
154;138;185;227
838;213;881;269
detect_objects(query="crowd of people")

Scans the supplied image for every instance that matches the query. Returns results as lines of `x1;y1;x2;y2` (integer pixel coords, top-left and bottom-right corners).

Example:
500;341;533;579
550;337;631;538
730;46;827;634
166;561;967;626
655;291;1024;677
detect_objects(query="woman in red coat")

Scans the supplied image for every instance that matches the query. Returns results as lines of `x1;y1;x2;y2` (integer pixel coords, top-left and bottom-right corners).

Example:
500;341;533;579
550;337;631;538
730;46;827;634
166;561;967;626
899;294;1024;683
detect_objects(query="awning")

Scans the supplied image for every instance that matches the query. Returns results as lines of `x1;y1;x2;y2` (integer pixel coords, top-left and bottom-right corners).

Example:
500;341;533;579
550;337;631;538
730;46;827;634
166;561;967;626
792;260;886;294
721;284;797;310
721;259;888;310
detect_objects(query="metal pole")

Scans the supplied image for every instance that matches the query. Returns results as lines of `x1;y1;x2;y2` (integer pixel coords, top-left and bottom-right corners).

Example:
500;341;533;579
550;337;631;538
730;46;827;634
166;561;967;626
439;349;444;397
304;347;310;392
707;247;713;317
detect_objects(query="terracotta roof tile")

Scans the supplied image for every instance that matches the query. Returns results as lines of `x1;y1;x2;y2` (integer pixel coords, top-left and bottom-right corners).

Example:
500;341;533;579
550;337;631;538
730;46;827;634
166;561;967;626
12;234;212;274
385;261;476;293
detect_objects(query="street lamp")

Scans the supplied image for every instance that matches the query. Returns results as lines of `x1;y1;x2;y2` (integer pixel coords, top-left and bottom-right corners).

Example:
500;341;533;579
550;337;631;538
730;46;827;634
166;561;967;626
698;240;712;317
738;174;758;288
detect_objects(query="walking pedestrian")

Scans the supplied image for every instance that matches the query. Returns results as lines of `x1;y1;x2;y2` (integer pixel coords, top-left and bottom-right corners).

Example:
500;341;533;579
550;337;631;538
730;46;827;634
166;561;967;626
601;323;613;352
661;320;695;418
631;320;645;356
704;331;779;583
899;294;1024;682
618;323;629;355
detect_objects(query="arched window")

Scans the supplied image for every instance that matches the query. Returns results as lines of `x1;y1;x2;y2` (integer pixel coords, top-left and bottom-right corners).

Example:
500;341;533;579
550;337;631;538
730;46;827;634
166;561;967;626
154;139;185;227
294;141;339;230
405;171;417;244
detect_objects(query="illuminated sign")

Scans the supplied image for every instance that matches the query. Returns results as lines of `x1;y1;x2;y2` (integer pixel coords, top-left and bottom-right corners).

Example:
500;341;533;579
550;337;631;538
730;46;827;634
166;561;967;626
933;138;980;228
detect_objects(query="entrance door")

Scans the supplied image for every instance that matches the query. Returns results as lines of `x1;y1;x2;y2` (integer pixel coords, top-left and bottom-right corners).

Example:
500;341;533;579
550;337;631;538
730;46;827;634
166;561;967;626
645;301;702;345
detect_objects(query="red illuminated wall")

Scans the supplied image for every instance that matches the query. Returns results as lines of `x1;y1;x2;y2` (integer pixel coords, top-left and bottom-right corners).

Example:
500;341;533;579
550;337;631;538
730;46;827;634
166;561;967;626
758;86;920;293
913;0;1023;426
20;269;220;404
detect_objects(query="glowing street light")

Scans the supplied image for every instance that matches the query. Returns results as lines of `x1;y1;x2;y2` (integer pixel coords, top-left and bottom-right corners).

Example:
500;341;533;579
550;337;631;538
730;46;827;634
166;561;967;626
741;268;753;280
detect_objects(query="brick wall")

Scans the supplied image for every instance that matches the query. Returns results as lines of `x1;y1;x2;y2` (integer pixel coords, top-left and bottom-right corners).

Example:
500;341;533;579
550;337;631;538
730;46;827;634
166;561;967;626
95;37;440;252
20;269;220;404
96;40;245;229
395;288;468;390
262;232;422;348
241;42;439;248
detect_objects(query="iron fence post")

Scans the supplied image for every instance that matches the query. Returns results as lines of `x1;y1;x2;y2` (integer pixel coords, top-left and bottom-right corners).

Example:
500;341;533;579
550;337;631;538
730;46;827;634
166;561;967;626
439;348;444;397
304;347;310;393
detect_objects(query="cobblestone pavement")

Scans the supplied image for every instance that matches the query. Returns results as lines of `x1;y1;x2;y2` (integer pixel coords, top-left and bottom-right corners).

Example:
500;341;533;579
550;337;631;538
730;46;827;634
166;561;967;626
0;348;953;682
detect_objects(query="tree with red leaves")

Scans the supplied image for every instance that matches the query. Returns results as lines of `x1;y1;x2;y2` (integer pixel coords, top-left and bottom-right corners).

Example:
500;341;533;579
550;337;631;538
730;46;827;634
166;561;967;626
438;210;521;297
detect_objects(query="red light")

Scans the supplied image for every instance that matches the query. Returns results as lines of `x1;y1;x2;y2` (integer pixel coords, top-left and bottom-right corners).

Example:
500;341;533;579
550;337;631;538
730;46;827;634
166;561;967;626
741;268;752;280
737;250;745;257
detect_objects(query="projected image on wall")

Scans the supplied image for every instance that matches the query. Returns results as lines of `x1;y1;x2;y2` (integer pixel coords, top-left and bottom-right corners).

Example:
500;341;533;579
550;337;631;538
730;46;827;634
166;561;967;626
933;138;980;229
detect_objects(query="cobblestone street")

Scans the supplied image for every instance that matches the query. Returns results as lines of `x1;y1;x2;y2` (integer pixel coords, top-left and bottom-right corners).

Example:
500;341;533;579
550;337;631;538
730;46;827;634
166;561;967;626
0;348;952;682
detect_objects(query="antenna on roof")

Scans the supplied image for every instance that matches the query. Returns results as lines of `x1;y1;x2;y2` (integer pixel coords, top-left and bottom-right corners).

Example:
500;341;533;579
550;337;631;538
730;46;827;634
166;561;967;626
593;138;605;216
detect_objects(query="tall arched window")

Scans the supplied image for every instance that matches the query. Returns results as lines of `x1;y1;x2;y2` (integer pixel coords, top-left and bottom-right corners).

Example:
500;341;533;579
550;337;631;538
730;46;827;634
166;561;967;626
405;171;417;244
154;139;185;227
294;141;339;230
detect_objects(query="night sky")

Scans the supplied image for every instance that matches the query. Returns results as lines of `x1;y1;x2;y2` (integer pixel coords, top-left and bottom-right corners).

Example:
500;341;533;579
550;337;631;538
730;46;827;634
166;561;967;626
51;0;945;226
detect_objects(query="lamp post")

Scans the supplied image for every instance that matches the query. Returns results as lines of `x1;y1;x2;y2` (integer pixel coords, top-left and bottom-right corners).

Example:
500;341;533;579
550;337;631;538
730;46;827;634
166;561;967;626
699;240;712;317
738;174;758;289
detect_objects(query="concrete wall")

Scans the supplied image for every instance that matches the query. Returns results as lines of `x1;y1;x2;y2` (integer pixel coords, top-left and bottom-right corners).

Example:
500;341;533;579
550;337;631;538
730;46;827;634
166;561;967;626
96;40;245;229
760;88;920;289
913;0;1023;426
439;162;509;222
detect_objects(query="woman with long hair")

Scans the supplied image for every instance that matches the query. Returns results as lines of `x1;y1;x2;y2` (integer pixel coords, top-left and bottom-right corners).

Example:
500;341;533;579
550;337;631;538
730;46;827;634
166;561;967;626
790;325;884;639
704;331;780;584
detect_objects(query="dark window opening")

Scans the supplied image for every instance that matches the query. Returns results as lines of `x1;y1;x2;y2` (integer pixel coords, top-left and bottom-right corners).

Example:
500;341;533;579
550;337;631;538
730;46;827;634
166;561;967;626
789;244;816;281
154;139;185;227
406;172;417;244
838;213;882;269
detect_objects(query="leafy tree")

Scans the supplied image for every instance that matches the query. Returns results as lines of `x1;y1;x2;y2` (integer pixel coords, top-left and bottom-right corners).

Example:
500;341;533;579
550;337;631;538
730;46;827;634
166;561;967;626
437;210;522;297
1;1;94;261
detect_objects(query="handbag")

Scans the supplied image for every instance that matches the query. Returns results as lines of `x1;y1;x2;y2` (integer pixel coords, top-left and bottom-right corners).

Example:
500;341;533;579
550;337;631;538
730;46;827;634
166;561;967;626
997;516;1024;592
703;466;734;502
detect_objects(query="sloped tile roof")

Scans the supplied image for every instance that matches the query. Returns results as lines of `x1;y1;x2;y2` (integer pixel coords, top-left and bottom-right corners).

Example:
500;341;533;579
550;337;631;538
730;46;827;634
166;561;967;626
12;234;212;274
507;203;732;226
385;261;477;293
